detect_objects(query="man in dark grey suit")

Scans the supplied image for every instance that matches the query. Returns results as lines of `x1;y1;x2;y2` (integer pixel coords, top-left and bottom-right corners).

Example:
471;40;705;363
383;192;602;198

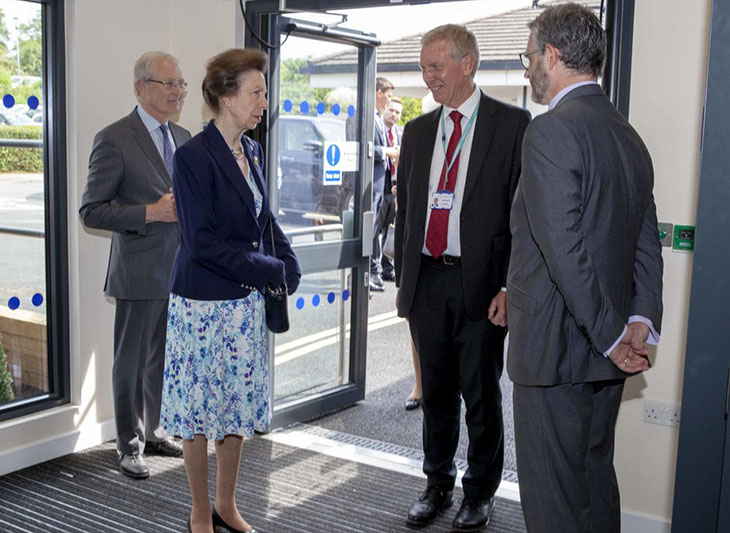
507;5;663;532
395;24;529;532
80;51;191;479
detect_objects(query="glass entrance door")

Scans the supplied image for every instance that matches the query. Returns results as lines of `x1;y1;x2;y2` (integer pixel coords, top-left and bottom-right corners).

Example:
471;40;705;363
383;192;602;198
244;10;379;427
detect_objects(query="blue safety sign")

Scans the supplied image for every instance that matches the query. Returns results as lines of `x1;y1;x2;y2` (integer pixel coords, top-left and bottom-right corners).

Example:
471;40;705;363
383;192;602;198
326;144;341;166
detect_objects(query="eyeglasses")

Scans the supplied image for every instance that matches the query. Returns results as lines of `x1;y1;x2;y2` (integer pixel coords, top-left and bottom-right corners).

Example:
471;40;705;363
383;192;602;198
146;79;188;90
519;49;543;69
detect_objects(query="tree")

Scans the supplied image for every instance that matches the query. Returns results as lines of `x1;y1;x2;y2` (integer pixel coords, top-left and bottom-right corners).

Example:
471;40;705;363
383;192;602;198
399;96;423;125
0;334;15;404
0;9;13;73
19;12;41;77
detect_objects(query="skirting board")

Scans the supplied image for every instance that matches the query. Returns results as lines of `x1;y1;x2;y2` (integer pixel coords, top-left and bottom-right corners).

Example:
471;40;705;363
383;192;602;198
622;509;671;533
0;418;116;477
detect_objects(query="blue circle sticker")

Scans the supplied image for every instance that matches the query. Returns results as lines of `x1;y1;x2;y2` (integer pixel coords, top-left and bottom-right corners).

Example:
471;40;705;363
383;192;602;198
32;293;43;306
347;105;355;118
327;292;335;304
28;95;39;109
332;103;340;116
283;99;293;112
343;289;350;301
312;294;321;307
8;296;20;310
316;101;325;115
3;94;15;108
296;297;305;310
300;101;309;114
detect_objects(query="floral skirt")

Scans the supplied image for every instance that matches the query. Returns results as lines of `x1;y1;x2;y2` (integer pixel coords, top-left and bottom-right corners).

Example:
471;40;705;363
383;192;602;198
160;292;270;440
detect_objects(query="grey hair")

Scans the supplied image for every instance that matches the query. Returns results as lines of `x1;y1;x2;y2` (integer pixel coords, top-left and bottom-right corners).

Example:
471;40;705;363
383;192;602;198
421;24;480;80
528;3;606;77
134;51;180;94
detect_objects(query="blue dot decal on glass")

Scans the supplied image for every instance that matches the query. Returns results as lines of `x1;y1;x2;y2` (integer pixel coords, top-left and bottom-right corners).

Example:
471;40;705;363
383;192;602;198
316;102;325;115
332;103;340;116
327;292;335;304
283;99;293;113
300;101;309;114
8;296;20;310
32;293;43;306
28;95;39;109
347;105;355;118
296;297;305;310
343;289;350;301
3;94;15;108
312;294;321;307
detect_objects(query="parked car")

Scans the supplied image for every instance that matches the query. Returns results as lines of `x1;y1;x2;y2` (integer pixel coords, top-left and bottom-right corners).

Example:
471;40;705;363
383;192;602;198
277;115;353;224
0;110;38;126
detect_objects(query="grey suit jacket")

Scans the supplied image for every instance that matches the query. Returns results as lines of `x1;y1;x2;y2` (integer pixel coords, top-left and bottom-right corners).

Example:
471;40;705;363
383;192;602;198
507;84;663;386
79;108;192;300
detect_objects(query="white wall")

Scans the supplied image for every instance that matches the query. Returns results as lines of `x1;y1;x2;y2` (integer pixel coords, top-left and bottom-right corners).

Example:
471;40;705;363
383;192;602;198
0;0;237;475
615;0;711;530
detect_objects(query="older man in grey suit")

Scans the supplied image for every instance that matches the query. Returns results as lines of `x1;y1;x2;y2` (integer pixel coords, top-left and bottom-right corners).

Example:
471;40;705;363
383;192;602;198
507;4;663;532
80;51;191;479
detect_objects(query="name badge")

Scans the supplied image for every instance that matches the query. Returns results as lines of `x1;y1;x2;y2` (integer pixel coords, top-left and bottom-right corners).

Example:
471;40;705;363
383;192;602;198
430;190;454;210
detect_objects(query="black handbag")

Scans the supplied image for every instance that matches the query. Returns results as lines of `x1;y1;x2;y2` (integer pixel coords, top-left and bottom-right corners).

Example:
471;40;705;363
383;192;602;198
264;222;289;333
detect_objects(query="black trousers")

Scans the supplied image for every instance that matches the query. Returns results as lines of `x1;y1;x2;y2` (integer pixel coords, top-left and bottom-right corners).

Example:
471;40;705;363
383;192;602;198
408;259;505;499
373;192;395;276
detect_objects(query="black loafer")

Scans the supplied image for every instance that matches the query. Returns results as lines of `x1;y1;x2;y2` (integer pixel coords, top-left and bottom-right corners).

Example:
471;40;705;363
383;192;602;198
407;486;453;527
145;438;183;457
118;453;149;479
451;496;495;532
405;397;422;411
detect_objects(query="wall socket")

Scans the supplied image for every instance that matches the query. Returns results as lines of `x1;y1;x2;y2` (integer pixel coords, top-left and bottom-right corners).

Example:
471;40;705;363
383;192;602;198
643;399;681;428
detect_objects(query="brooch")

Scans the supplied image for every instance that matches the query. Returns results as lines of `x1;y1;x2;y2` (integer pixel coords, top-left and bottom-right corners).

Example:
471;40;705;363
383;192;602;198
253;155;259;167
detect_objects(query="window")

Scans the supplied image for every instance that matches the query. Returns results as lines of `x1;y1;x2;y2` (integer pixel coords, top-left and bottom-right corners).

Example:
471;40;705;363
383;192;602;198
0;0;68;420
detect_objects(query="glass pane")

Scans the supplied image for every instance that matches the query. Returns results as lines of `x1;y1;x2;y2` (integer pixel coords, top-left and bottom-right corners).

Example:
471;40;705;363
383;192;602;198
273;268;352;405
276;35;359;243
0;0;46;407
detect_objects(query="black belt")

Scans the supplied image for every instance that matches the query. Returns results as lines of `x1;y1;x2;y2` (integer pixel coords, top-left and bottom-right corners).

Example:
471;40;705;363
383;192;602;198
422;254;461;266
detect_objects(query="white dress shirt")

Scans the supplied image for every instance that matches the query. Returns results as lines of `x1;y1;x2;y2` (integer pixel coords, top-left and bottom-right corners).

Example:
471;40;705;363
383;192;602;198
422;86;481;257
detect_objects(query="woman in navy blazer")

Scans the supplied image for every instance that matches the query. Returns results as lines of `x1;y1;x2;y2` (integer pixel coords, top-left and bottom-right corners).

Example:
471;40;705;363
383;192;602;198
160;49;299;533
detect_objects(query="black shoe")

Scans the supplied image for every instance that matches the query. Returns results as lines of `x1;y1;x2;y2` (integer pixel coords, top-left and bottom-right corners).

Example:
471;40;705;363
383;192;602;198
145;438;183;457
406;486;453;527
118;453;149;479
451;496;495;532
212;508;257;533
405;397;422;411
381;271;396;282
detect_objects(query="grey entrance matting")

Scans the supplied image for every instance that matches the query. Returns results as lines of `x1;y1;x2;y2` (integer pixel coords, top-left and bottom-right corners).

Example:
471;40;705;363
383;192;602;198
0;437;527;533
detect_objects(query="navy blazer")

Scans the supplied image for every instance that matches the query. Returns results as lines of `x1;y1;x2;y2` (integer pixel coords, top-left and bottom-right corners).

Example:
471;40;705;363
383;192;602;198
169;121;300;301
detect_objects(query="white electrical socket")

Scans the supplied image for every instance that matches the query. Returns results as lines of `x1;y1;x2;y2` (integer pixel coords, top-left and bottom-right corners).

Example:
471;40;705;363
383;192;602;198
643;399;680;428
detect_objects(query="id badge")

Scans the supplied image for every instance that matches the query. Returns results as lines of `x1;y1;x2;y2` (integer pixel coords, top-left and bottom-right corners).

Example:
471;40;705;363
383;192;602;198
430;190;454;210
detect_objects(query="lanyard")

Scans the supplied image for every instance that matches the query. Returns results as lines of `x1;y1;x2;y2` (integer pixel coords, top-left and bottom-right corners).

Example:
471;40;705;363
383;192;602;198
440;97;480;187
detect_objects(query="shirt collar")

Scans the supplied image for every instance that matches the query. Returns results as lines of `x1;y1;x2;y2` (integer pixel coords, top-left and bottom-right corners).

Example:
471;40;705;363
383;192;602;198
443;85;480;121
549;80;599;110
136;104;167;133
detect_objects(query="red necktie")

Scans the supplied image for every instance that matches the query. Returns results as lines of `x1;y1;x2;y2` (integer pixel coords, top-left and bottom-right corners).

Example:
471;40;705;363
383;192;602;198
388;127;396;180
425;110;463;259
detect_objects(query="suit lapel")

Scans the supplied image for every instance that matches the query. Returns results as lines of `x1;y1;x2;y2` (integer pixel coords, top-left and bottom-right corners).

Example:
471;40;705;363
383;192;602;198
242;136;269;227
462;93;497;202
413;109;440;226
128;110;173;187
204;122;259;224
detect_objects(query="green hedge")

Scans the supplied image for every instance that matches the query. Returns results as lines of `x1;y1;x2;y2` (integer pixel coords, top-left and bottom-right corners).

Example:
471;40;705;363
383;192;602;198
0;125;43;173
0;334;14;404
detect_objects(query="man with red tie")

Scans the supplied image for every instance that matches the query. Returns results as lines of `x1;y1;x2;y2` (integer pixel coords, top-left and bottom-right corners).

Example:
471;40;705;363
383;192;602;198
394;24;529;531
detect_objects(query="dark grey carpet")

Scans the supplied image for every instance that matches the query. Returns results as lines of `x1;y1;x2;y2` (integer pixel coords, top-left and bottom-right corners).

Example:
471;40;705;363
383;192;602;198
308;286;518;478
0;438;526;533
